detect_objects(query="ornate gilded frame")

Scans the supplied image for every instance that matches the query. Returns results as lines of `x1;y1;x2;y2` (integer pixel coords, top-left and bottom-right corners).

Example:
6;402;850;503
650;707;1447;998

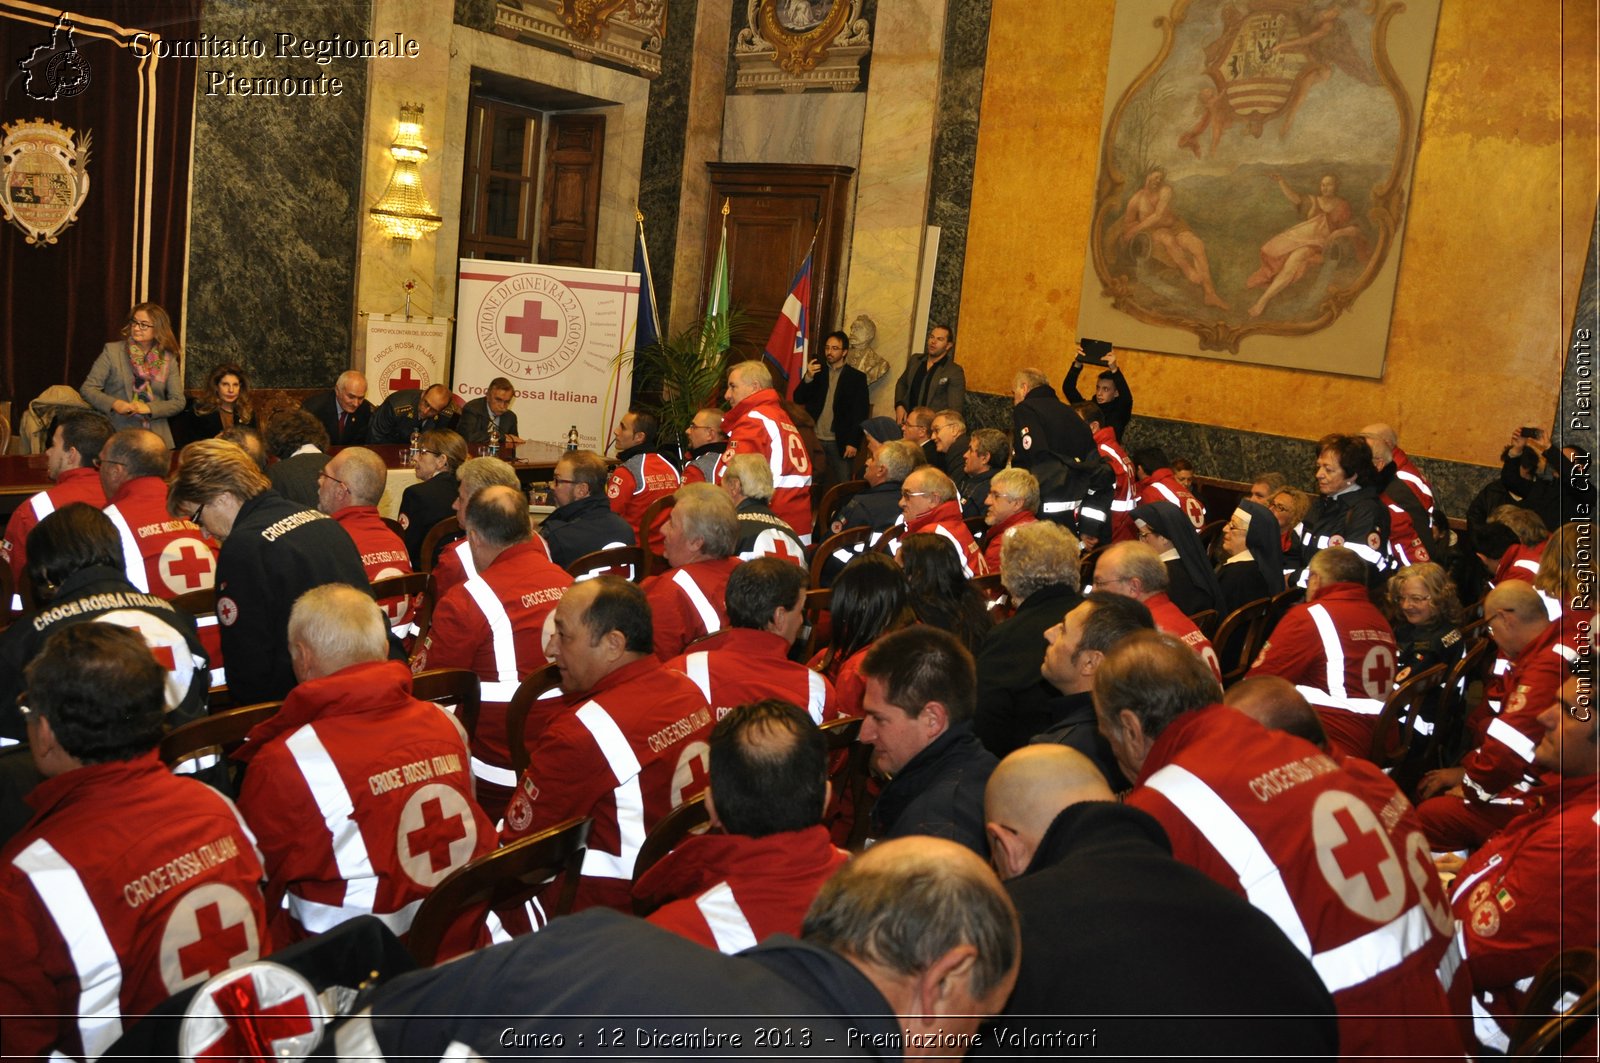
756;0;853;75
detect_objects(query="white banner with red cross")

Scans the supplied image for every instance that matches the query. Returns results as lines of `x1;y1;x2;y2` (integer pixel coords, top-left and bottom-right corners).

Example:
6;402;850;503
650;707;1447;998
365;316;453;403
453;261;636;450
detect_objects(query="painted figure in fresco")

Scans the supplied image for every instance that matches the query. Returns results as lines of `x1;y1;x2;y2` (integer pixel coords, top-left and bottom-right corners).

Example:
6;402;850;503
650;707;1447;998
1116;168;1230;311
1245;172;1370;317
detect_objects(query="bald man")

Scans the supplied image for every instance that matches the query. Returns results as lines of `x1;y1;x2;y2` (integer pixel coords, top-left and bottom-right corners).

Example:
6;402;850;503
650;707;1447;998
983;745;1338;1057
1223;675;1330;750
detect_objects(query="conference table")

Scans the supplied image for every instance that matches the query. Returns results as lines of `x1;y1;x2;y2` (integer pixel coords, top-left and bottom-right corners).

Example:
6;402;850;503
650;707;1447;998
0;440;573;524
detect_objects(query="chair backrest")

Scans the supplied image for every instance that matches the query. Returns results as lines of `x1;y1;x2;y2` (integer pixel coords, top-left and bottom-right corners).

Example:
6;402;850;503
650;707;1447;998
506;664;564;778
170;586;218;617
1077;544;1106;592
381;515;406;539
1212;597;1271;686
1187;608;1219;639
371;571;429;637
969;573;1013;621
565;544;645;582
411;668;482;742
801;587;833;662
638;494;675;579
159;701;282;773
1457;613;1492;644
809;525;874;587
1267;585;1303;624
815;479;867;542
1197;519;1227;550
418;517;462;574
1367;663;1446;768
406;816;592;967
1416;636;1494;771
870;522;906;557
1508;947;1600;1057
630;793;712;901
819;715;876;851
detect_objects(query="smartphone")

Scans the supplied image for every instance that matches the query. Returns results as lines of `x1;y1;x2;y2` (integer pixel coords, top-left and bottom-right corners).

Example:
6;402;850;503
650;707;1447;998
1519;426;1542;438
1078;338;1113;367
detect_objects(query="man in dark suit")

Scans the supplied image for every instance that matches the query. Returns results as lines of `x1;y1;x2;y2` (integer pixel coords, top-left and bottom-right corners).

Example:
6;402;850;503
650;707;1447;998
263;409;331;508
792;330;869;489
303;370;374;446
456;376;523;447
370;383;458;445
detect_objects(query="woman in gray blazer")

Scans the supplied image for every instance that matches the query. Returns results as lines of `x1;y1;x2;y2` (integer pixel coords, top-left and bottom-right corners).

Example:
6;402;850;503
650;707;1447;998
81;302;186;446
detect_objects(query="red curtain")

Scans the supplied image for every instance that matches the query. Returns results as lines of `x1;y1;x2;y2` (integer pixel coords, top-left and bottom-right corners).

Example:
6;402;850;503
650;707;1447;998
1;0;200;413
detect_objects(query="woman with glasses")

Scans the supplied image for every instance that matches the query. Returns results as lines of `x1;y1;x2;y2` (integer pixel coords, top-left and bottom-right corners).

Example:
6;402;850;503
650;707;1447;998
80;302;185;446
398;428;468;568
1385;561;1465;685
1215;500;1286;615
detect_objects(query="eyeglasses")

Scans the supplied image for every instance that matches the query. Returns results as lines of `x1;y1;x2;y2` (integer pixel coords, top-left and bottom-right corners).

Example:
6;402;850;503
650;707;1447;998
94;457;126;470
900;490;934;500
187;501;208;528
1397;594;1433;605
416;450;445;459
932;423;959;436
317;469;348;488
128;319;156;330
551;477;578;486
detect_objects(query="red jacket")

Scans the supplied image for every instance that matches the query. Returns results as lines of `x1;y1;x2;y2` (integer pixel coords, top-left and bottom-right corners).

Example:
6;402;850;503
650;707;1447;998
637;826;849;953
1391;446;1437;521
1136;467;1205;530
1459;620;1567;809
103;475;223;681
1127;706;1470;1063
429;532;553;607
642;556;741;660
416;539;573;806
667;627;835;724
607;448;680;553
235;660;494;949
502;655;715;913
981;508;1036;575
718;388;813;537
331;504;413;631
1094;426;1139;542
1;466;106;608
1450;773;1599;1052
897;499;989;577
1493;541;1545;585
0;752;270;1061
1249;583;1398;762
1145;591;1221;682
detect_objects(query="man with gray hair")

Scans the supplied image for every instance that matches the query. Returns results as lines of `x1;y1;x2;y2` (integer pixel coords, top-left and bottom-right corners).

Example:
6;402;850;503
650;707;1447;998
430;455;531;601
719;360;812;539
1094;540;1221;682
318;446;414;633
99;427;216;600
325;836;1017;1058
894;465;987;577
957;427;1009;520
642;482;742;659
975;521;1081;757
830;438;921;538
722;452;805;564
236;583;493;947
415;485;574;818
304;368;374;445
980;466;1039;574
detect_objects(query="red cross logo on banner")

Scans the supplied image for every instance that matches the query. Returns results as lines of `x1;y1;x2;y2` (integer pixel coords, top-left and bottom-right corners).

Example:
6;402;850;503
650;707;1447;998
671;739;711;807
388;367;422;392
1312;790;1405;923
505;299;561;354
179;964;323;1063
158;883;261;993
396;784;476;888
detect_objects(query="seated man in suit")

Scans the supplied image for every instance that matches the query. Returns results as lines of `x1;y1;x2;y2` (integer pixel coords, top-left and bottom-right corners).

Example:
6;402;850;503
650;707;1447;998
304;370;374;446
456;376;523;447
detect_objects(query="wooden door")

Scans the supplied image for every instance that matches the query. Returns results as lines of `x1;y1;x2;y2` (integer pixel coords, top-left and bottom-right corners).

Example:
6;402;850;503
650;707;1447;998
539;114;605;268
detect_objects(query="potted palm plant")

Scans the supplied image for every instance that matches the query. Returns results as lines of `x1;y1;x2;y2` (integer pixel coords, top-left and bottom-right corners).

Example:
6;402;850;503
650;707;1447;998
623;310;750;463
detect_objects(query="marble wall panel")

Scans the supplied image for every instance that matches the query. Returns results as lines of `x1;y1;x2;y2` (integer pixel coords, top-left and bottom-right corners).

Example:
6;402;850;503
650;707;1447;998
721;94;867;167
640;0;705;332
187;0;371;386
924;0;990;332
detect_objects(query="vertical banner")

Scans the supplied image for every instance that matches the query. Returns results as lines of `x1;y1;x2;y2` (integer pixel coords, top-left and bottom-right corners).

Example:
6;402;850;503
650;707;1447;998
365;315;451;402
454;261;638;450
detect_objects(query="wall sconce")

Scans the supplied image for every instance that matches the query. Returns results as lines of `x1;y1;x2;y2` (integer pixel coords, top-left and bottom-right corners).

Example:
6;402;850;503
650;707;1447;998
369;102;442;246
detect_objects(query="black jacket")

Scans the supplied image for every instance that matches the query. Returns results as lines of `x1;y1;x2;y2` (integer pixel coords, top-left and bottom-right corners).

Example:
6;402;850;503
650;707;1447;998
974;582;1081;756
870;721;996;858
455;397;519;446
399;470;460;568
1299;483;1390;585
956;466;995;520
369;388;459;445
1029;691;1131;790
303;387;373;446
1011;385;1101;517
830;480;903;535
268;450;330;509
1063;360;1133;440
986;801;1338;1058
538;495;637;569
894;352;966;415
793;361;870;450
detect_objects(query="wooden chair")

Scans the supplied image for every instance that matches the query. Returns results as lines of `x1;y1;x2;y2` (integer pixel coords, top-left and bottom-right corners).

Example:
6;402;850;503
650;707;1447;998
963;515;988;539
1198;519;1227;550
370;571;430;635
418;517;462;573
381;516;405;540
814;479;867;543
630;793;713;905
637;494;674;578
1212;597;1272;686
820;715;876;851
1367;664;1446;769
870;522;906;557
159;701;282;775
1508;947;1600;1056
809;525;874;587
801;587;833;661
412;668;482;743
1416;637;1494;771
506;664;564;778
405;816;592;967
1186;608;1219;639
1458;612;1493;644
170;586;217;617
969;573;1013;621
1078;544;1106;592
565;545;646;582
1266;585;1303;628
